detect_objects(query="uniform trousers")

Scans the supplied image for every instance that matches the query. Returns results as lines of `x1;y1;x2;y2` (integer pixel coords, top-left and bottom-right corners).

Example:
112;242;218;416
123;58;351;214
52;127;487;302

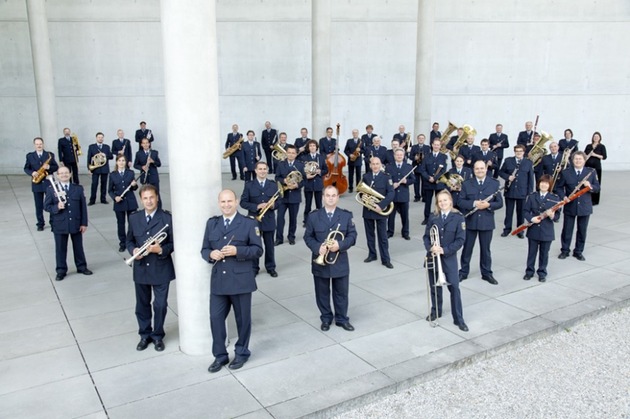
263;148;274;173
364;217;390;263
54;232;87;274
422;189;438;220
347;165;361;190
503;198;525;232
135;282;169;340
115;210;133;247
89;173;108;203
314;275;349;324
413;175;422;200
33;191;46;227
229;154;244;179
526;239;551;278
244;170;255;182
254;230;276;272
459;229;493;277
210;292;252;361
561;214;590;255
276;202;299;242
493;159;503;179
427;266;464;325
66;162;79;184
303;191;322;223
387;202;410;237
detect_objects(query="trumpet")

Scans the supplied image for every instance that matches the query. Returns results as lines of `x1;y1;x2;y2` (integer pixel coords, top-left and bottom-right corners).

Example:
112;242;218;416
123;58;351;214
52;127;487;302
425;224;449;327
223;135;243;159
33;153;52;184
125;224;169;266
355;181;394;216
255;182;284;222
89;151;107;171
271;142;287;161
46;174;67;204
314;223;345;265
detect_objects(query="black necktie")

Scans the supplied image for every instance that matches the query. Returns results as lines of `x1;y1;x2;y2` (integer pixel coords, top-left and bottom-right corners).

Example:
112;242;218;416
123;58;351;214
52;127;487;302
64;184;69;193
478;180;483;186
260;181;264;188
146;214;151;224
397;164;401;169
577;170;581;177
327;212;333;222
98;144;102;150
442;213;447;222
224;218;230;229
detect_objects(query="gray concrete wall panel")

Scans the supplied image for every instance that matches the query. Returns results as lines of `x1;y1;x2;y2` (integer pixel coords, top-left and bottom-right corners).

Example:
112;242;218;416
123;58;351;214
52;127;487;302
0;22;36;96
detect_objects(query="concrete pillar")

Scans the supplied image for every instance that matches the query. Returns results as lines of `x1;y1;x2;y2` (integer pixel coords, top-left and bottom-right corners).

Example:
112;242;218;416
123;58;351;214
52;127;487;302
312;0;332;137
26;0;58;144
413;0;436;136
160;0;221;355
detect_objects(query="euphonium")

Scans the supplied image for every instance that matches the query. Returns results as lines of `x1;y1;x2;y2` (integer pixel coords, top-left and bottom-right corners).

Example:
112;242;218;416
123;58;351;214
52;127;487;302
89;151;107;171
223;135;244;159
304;161;319;176
256;182;284;222
438;122;458;154
271;142;287;161
449;124;476;161
314;223;345;265
33;153;52;184
125;224;169;266
528;131;551;167
437;172;464;192
355;181;394;216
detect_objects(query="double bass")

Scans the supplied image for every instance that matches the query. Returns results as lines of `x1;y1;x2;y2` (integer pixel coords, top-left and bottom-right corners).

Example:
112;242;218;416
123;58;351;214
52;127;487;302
323;123;348;195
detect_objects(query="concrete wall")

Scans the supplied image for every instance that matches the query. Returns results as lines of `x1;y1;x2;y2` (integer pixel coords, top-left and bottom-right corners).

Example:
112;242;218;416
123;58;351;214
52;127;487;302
1;0;628;174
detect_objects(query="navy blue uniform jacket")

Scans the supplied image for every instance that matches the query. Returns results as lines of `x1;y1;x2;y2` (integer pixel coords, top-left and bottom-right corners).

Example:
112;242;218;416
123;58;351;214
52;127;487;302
499;157;535;199
459;145;480;164
275;160;305;204
201;213;263;295
385;162;415;202
240;179;278;231
489;133;509;159
361;171;395;219
44;183;88;234
58;137;77;164
419;152;448;190
365;145;388;166
111;138;133;164
555;168;600;217
410;144;431;172
108;169;139;212
559;139;579;153
457;177;504;230
24;151;59;192
300;153;328;192
86;143;113;174
126;209;175;285
318;137;337;155
241;140;262;171
134;149;161;186
423;211;466;278
541;153;562;176
523;192;561;241
261;129;277;150
344;138;363;166
449;166;472;181
225;133;243;155
304;208;357;278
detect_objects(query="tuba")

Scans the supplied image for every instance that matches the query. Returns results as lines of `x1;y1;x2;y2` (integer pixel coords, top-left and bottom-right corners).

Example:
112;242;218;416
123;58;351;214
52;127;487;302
528;131;551;167
449;124;476;160
33;153;52;184
271;142;287;161
89;150;108;171
438;122;458;154
223;135;244;159
304;161;319;176
437;172;464;192
355;181;394;216
314;223;345;265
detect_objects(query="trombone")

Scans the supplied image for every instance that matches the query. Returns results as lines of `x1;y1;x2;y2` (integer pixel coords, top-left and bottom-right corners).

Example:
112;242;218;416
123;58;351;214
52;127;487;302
313;223;345;265
425;224;449;327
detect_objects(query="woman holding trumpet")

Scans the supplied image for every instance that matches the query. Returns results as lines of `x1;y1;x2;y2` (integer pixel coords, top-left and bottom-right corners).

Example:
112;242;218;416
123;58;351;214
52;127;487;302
304;186;357;332
108;155;139;252
423;190;468;332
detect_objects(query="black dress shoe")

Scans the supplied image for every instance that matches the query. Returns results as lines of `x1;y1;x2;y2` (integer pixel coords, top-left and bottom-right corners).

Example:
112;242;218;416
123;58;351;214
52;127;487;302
231;177;237;181
364;256;376;263
517;233;525;239
229;358;247;370
413;198;420;202
154;340;165;351
79;269;93;275
208;358;229;373
421;219;428;225
387;233;393;238
573;253;586;261
403;236;411;240
101;200;109;204
458;322;469;332
500;231;509;237
268;270;278;277
118;245;126;252
37;226;44;231
321;322;331;331
523;275;532;281
348;188;353;193
274;239;283;246
88;202;95;206
558;252;569;259
539;277;547;282
336;322;355;331
459;273;468;281
383;262;394;269
55;273;66;281
426;313;441;322
289;240;295;245
136;337;152;351
481;275;498;285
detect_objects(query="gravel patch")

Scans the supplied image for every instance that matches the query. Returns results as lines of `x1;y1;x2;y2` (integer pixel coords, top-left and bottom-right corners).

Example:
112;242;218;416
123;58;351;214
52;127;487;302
338;306;630;419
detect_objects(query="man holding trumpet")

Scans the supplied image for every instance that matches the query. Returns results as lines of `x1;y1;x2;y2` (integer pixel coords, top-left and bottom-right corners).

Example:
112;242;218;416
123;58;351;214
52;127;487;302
304;186;357;332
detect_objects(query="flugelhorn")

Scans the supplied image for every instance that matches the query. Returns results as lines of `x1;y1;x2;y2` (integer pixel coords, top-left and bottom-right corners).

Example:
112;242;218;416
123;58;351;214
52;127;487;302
125;224;169;266
314;223;345;265
355;181;394;216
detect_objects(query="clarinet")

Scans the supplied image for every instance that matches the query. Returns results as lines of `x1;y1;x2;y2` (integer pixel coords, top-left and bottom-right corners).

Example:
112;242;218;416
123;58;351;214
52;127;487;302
464;186;505;217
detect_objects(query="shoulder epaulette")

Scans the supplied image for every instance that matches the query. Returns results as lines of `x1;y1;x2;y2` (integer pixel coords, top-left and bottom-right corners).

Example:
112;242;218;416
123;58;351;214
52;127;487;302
162;209;172;215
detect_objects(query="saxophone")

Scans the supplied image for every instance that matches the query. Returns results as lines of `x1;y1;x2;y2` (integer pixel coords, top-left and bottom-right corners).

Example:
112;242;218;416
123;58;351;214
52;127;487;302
33;153;52;184
223;135;244;159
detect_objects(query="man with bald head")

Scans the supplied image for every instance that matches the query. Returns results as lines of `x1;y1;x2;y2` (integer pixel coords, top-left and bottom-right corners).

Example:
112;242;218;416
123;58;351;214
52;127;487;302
202;189;263;373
